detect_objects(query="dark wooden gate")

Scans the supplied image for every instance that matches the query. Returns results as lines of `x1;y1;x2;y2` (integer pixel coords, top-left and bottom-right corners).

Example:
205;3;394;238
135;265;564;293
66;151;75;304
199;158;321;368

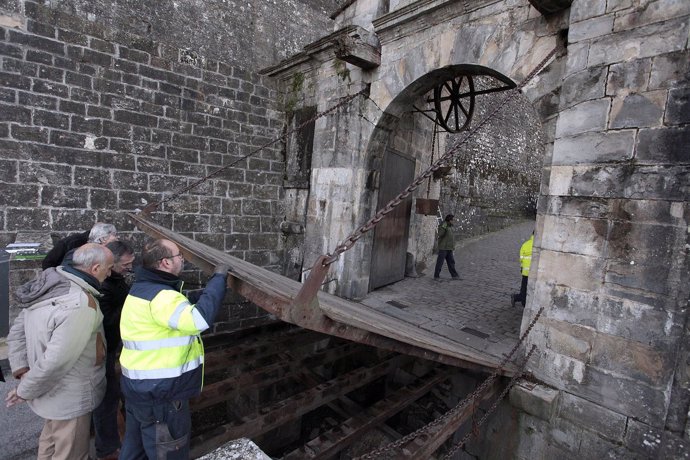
369;149;415;290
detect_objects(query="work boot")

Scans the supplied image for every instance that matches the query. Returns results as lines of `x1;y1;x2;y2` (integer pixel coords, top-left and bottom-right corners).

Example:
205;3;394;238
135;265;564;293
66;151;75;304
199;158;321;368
433;277;441;281
510;294;516;308
451;275;461;280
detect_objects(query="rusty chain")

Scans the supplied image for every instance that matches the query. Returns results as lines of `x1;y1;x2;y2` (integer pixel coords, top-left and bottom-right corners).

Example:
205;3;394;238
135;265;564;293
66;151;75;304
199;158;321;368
145;86;370;213
324;46;561;265
442;345;537;459
356;304;545;459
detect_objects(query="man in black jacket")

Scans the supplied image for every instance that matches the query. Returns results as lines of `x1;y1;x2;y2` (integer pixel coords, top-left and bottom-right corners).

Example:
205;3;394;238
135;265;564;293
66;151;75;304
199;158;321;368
92;240;135;460
42;223;119;269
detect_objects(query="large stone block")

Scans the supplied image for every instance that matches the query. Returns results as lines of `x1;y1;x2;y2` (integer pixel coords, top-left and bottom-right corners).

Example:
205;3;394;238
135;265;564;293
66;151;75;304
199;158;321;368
610;90;665;128
559;66;607;110
558;391;627;442
569;15;614;43
552;130;635;165
614;0;690;32
555;99;610;138
540;214;606;256
510;381;560;421
588;17;689;67
649;50;690;90
665;87;690;125
569;0;606;22
636;125;690;164
624;418;663;457
536;249;604;291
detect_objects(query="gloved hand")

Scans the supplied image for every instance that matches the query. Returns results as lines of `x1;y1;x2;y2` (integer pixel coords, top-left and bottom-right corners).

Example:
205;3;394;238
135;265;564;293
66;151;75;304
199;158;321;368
214;263;232;275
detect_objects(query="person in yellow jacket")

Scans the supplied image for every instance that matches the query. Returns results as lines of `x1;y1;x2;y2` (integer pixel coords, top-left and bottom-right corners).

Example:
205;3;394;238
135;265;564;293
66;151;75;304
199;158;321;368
119;239;230;460
511;232;533;308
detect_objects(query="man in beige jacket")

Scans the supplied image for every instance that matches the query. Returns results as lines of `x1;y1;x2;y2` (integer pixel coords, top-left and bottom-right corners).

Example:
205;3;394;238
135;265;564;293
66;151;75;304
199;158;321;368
6;244;114;460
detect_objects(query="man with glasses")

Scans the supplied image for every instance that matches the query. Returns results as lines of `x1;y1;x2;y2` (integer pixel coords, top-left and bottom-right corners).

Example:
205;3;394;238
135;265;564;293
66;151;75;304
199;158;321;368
118;239;230;459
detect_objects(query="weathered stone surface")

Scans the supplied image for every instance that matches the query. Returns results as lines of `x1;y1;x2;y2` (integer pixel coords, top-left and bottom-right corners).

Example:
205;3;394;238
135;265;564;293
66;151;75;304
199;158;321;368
540;215;606;257
558;391;627;442
624;418;664;457
665;87;690;125
607;57;652;96
637;126;690;164
552;130;635;165
569;0;606;23
555;99;610;138
560;65;607;109
197;438;270;460
535;249;604;292
610;91;665;129
509;381;560;421
588;17;689;67
613;0;690;32
569;15;614;43
649;50;690;90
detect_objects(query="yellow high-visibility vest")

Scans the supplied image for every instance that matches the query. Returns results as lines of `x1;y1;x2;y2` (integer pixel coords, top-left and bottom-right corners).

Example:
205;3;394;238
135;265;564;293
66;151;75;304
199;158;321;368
520;235;534;277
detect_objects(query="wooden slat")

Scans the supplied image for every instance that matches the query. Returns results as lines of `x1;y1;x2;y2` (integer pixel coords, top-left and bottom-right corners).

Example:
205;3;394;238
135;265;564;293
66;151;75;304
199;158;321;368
128;213;514;375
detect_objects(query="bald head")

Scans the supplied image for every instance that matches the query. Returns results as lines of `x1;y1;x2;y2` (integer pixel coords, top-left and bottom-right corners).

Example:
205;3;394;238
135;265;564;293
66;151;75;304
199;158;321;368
72;243;114;283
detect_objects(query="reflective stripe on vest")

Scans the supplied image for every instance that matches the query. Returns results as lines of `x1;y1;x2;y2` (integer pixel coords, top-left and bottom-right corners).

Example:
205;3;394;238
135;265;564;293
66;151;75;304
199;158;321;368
168;300;191;329
121;355;204;379
122;335;197;351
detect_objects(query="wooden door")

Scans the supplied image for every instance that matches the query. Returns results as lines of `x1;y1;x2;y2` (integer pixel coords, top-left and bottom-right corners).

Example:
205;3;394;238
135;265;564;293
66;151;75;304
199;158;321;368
369;149;415;290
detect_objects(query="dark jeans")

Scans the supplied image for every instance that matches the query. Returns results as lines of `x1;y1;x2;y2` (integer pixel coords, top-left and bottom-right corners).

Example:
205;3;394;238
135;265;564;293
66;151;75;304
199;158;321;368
515;275;528;304
120;399;191;460
93;352;121;457
434;249;459;278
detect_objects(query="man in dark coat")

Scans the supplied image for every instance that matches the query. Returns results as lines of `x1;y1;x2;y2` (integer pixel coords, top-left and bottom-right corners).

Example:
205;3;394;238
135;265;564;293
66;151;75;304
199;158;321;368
92;240;135;460
42;223;119;269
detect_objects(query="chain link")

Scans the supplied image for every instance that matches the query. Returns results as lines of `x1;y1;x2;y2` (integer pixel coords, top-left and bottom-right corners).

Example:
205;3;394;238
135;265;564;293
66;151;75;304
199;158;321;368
325;46;560;265
442;345;537;459
150;86;370;210
356;305;545;459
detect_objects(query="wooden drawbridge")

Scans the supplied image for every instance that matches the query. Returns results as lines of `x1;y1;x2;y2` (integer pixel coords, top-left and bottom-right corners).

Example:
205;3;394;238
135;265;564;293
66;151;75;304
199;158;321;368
129;212;515;376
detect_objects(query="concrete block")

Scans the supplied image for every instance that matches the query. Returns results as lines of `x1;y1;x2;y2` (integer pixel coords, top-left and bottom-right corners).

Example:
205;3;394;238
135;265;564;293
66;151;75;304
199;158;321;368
665;87;690;125
509;381;560;421
560;66;607;109
569;15;614;43
610;90;665;129
607;58;652;96
552;130;635;165
649;50;690;90
636;125;690;164
558;391;627;441
555;99;610;138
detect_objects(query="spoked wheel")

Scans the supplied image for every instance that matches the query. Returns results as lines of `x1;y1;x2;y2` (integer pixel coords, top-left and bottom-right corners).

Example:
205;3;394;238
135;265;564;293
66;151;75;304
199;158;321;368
430;75;475;133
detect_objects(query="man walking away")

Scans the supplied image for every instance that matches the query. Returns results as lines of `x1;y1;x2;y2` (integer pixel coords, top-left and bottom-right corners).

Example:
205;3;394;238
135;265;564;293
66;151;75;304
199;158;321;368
93;240;135;460
43;222;119;269
434;214;460;280
119;239;230;460
511;232;534;308
6;244;114;460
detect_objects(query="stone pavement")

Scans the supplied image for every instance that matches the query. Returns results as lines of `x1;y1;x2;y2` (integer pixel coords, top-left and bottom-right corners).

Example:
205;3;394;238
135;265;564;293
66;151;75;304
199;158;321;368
361;220;535;366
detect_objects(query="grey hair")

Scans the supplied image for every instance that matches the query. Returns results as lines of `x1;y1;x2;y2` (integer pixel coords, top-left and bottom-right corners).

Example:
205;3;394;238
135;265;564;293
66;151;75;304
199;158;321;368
88;223;117;244
72;243;111;269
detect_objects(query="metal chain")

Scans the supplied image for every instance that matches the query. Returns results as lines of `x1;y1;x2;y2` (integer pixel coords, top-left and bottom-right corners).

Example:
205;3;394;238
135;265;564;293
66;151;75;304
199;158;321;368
356;304;545;459
442;345;537;460
149;86;369;211
325;46;560;265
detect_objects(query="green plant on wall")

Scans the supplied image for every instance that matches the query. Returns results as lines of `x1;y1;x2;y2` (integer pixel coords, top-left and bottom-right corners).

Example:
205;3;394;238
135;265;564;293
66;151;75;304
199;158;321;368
334;59;351;84
282;71;305;116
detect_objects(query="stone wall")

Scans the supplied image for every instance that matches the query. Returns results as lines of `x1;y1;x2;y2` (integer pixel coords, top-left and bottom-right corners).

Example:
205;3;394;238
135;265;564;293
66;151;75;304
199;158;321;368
521;0;690;457
0;0;285;327
0;0;337;71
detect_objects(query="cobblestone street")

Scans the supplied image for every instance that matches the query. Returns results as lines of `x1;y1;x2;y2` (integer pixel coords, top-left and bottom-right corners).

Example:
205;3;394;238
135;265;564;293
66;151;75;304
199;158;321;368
362;220;535;364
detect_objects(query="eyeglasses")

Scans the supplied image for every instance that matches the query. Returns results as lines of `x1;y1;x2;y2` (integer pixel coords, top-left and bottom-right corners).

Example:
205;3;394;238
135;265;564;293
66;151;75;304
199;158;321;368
160;253;184;262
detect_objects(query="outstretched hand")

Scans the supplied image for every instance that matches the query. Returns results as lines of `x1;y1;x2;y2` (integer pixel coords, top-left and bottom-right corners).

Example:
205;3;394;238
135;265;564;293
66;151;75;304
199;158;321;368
214;263;232;275
5;388;25;408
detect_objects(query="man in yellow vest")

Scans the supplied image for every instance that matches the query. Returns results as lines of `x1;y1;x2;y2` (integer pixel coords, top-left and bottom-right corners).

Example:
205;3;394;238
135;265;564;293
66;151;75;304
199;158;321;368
119;239;230;459
511;232;534;308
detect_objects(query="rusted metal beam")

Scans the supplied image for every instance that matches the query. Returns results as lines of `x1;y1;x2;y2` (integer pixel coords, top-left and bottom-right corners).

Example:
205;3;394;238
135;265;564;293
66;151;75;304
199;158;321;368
395;380;502;459
283;370;449;459
194;343;361;411
189;356;405;458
